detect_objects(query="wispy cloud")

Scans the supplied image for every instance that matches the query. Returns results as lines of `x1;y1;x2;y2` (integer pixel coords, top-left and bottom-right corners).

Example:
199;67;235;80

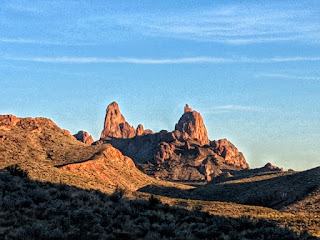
214;105;259;111
255;73;320;81
6;56;320;64
0;38;94;46
202;105;262;115
1;1;319;45
119;3;320;45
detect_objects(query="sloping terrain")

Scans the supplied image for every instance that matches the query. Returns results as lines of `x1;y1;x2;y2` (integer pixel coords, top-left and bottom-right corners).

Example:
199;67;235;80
0;114;100;168
283;188;320;215
0;115;191;193
1;114;320;238
1;170;317;240
192;167;320;209
140;167;320;211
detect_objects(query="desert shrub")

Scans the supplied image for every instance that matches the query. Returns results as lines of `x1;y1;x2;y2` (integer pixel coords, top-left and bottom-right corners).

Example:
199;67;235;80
27;188;51;204
5;164;28;178
0;170;317;240
110;187;125;202
148;195;161;208
192;204;203;212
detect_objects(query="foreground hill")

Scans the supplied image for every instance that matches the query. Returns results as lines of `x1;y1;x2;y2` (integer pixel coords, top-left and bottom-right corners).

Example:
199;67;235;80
1;170;317;240
99;102;248;181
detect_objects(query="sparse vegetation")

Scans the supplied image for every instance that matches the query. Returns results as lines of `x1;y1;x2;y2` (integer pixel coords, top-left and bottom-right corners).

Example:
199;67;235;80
1;170;317;240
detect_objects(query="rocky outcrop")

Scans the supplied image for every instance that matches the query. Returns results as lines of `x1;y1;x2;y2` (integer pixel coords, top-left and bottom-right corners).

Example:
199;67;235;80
97;102;249;181
154;142;176;164
0;114;57;131
261;162;284;172
74;131;94;145
210;139;249;169
100;102;136;139
136;124;144;136
175;104;210;146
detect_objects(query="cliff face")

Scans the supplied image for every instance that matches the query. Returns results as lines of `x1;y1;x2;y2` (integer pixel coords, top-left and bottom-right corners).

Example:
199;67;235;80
210;139;248;169
175;104;210;145
99;103;249;181
100;102;151;139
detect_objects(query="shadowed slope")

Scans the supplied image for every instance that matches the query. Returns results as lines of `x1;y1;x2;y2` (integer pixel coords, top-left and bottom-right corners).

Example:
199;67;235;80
1;170;317;240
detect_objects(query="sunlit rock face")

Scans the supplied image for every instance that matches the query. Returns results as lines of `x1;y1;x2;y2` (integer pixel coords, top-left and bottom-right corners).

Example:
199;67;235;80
74;131;94;145
210;139;249;169
100;101;136;139
175;104;210;146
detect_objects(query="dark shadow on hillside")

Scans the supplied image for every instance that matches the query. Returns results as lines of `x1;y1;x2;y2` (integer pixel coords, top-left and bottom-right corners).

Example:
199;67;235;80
138;167;320;210
1;170;316;240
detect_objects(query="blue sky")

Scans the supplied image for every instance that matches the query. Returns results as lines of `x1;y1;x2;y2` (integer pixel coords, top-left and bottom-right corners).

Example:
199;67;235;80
1;0;319;170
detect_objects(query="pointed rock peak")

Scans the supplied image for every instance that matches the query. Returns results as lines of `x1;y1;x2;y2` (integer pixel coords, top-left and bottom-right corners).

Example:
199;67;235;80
107;101;120;111
136;124;145;136
100;102;136;139
175;105;210;145
184;104;193;113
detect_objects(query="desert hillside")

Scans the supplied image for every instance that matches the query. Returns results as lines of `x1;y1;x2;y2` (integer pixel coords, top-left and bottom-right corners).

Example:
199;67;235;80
0;113;319;238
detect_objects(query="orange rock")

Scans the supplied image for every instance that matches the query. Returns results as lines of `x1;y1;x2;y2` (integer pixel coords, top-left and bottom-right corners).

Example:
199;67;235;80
210;139;249;169
74;130;94;145
136;124;145;136
175;104;210;145
100;101;136;139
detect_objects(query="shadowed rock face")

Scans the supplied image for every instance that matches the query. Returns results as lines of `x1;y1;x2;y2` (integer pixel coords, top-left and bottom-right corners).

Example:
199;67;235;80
74;131;94;145
99;103;249;181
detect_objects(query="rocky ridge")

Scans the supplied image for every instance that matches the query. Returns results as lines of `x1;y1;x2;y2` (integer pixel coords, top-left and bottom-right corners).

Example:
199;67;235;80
99;102;249;181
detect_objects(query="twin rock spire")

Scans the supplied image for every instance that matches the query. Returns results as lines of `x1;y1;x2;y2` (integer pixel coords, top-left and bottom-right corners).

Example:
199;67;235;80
100;101;209;145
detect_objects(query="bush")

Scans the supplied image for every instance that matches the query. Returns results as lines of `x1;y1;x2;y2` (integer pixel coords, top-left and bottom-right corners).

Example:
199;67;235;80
110;187;125;202
5;164;28;178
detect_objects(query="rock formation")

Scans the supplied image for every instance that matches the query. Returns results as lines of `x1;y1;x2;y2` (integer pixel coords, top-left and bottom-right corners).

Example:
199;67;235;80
175;104;210;145
74;130;94;145
100;101;136;139
261;162;284;172
98;103;249;181
136;124;144;136
210;139;249;169
100;101;153;139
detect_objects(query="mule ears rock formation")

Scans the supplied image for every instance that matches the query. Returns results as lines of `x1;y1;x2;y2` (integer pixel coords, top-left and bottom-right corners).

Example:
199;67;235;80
175;104;210;145
98;102;249;181
74;130;94;145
